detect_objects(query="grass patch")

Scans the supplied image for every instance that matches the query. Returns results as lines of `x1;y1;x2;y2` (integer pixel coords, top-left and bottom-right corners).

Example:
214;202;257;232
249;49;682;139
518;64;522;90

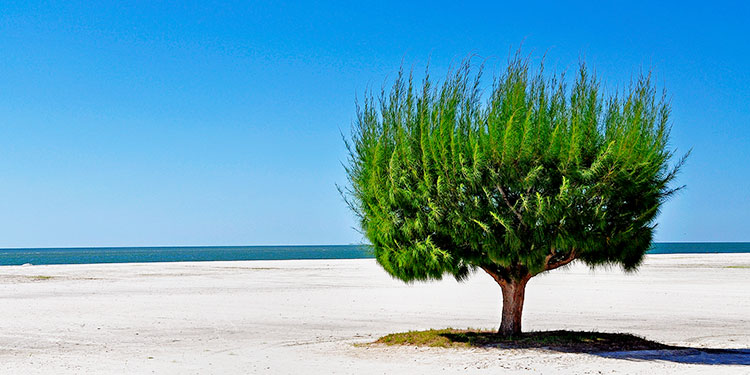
376;329;470;348
726;265;750;269
374;329;678;352
29;275;54;280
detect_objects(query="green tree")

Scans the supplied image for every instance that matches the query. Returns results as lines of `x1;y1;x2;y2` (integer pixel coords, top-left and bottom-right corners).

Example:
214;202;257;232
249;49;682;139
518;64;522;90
343;55;686;335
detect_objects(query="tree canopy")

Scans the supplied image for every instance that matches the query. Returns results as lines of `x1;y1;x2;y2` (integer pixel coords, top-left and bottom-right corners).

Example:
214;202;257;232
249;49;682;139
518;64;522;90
343;55;685;334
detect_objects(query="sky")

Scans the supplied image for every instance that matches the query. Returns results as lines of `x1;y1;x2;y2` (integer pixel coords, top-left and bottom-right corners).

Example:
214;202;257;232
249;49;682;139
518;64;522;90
0;1;748;247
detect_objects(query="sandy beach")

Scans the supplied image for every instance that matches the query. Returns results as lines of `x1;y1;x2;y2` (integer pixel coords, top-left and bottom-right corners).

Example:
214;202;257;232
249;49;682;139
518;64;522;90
0;254;748;374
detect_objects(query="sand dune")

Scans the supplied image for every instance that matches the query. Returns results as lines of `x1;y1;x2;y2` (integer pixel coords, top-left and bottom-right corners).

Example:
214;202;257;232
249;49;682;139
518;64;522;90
0;254;748;374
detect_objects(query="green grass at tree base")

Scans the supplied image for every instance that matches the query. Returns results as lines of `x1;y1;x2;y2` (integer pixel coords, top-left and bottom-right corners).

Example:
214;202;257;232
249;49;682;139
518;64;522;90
373;329;678;352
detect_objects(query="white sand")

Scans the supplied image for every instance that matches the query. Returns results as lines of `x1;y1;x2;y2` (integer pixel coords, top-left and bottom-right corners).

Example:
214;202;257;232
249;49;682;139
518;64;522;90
0;254;748;374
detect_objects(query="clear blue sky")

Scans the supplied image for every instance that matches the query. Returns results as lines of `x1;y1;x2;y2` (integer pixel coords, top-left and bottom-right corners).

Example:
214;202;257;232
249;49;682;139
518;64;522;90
0;1;748;247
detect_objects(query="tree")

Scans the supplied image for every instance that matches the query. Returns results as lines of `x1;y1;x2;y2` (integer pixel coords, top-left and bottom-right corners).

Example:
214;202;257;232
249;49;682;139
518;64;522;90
342;55;686;336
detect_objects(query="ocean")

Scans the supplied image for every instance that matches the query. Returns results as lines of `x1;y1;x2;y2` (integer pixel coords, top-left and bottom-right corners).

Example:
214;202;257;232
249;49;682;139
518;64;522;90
0;243;747;266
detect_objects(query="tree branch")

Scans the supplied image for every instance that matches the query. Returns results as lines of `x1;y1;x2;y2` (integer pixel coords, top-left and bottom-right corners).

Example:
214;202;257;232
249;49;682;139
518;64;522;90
481;263;533;285
480;265;504;285
480;264;510;285
497;185;523;223
544;249;577;271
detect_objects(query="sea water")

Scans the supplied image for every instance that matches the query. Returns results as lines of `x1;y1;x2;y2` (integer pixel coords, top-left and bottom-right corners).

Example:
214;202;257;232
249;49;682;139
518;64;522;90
0;243;747;266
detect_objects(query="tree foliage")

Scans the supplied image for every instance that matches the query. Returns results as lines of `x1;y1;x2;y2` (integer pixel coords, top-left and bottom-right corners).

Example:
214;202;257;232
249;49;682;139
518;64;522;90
343;55;685;286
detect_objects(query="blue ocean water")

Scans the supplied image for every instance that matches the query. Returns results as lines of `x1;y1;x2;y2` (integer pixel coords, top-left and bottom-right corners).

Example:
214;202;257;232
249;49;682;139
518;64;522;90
647;242;750;254
0;243;747;266
0;245;373;266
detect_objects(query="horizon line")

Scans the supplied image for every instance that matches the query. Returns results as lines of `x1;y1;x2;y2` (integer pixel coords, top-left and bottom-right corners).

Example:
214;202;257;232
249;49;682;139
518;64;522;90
0;241;748;250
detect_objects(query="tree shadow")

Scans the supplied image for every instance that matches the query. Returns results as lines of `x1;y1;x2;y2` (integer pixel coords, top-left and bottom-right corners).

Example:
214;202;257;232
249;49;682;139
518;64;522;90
439;330;750;366
595;348;750;365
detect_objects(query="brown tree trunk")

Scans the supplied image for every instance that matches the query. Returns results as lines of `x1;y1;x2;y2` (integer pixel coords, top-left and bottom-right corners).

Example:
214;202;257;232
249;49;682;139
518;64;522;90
498;277;529;336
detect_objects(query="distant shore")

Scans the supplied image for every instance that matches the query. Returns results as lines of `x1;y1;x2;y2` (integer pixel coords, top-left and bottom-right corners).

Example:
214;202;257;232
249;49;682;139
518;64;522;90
0;253;747;374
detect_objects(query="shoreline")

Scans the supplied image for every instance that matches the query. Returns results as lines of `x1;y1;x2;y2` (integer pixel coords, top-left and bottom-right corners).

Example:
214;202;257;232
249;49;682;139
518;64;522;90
1;254;748;374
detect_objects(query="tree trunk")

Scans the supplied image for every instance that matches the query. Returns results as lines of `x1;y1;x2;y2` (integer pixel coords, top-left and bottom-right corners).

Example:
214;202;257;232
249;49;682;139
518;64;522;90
498;278;529;336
